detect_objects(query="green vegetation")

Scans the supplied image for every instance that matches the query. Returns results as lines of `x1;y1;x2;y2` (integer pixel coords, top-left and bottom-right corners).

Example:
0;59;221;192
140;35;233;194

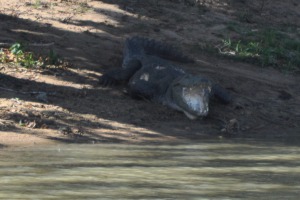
47;49;60;65
0;42;61;68
219;29;300;72
33;0;41;8
75;2;91;14
0;42;42;68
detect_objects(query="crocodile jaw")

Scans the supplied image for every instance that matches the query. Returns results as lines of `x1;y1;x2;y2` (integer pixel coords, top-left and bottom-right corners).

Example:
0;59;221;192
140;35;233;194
183;111;198;120
163;74;213;119
181;87;210;118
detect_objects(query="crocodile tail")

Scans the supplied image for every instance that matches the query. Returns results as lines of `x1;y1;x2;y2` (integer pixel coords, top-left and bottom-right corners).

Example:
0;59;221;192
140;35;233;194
125;36;194;63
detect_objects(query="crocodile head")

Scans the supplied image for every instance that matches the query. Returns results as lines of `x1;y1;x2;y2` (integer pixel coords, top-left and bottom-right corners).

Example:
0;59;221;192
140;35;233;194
165;75;212;119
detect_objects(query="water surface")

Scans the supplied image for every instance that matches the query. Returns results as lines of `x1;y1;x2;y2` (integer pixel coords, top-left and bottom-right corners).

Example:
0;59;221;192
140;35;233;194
0;140;300;199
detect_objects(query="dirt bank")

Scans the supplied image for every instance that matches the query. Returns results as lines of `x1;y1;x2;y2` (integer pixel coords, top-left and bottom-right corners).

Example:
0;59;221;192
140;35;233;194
1;0;299;148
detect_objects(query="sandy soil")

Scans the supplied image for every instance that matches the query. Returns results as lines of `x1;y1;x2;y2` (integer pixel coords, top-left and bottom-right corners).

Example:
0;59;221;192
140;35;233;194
0;0;299;148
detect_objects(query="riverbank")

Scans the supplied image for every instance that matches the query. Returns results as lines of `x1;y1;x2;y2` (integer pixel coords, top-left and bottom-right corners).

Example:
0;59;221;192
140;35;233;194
1;0;299;148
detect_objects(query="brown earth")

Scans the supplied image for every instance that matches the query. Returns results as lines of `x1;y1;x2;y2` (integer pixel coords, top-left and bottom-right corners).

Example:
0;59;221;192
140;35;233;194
0;0;299;148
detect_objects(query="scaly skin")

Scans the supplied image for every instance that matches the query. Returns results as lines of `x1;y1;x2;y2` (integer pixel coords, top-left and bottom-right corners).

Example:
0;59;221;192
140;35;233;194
99;37;231;119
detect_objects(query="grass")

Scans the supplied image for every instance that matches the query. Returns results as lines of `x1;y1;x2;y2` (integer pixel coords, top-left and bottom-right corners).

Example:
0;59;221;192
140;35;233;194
0;42;61;68
74;2;91;14
32;0;51;9
33;0;41;9
218;28;300;72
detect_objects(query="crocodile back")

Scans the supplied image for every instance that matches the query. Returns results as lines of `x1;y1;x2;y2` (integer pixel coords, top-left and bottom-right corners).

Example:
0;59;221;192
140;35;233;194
123;37;194;68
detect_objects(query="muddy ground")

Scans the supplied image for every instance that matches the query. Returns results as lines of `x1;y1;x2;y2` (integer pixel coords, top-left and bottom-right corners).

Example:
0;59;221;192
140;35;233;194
0;0;299;148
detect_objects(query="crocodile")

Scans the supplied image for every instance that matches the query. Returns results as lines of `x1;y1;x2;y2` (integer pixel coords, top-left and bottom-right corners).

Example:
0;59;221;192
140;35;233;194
99;37;231;119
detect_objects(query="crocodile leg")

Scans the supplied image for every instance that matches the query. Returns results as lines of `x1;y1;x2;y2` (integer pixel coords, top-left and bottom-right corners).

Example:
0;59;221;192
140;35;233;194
127;79;159;100
212;84;232;104
99;60;141;86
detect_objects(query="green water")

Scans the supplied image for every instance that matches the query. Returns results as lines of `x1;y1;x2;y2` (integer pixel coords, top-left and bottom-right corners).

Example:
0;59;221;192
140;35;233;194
0;140;300;199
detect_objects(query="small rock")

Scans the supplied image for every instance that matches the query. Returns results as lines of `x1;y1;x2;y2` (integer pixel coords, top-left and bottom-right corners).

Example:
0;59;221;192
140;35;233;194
58;126;72;135
26;120;37;129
